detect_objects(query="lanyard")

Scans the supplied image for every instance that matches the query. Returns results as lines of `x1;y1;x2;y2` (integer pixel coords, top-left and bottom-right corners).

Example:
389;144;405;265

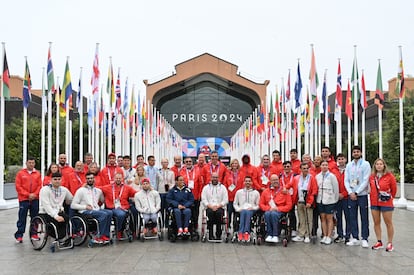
281;173;294;187
232;170;238;184
112;184;125;201
107;167;115;181
299;174;310;191
262;167;270;178
186;167;195;181
210;163;220;176
74;172;82;185
87;186;99;208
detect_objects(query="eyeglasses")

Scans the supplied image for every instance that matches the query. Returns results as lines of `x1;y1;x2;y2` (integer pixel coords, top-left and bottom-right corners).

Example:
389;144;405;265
185;161;192;163
283;165;291;168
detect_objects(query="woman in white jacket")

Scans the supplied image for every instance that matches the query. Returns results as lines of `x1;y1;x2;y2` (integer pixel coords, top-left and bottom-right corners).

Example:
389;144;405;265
233;176;260;242
316;160;339;245
134;178;161;234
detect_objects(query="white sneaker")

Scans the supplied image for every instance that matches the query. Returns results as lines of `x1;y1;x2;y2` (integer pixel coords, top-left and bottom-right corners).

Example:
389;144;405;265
272;236;279;243
304;237;311;243
324;237;332;245
361;240;369;248
346;238;360;246
291;230;298;237
265;235;272;242
292;236;304;242
320;236;327;244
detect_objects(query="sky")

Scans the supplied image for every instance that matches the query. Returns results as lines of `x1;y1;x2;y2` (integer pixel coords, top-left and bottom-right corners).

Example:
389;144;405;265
2;0;413;101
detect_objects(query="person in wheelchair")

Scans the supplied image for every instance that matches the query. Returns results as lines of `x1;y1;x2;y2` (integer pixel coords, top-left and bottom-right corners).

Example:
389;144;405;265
100;172;137;240
38;172;73;245
71;172;113;244
134;177;161;235
259;174;293;243
201;172;228;240
166;175;194;236
233;176;260;242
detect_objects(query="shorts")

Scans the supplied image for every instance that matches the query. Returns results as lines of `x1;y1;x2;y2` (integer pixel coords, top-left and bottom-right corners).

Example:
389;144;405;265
370;205;394;212
317;203;336;214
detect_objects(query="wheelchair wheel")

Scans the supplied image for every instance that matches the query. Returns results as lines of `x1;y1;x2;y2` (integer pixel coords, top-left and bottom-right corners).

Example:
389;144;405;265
71;216;88;246
30;216;48;251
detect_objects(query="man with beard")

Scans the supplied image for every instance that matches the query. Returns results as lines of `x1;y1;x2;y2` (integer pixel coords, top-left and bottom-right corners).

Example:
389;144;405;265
344;145;371;248
201;172;228;240
71;172;112;244
100;153;124;187
238;154;259;192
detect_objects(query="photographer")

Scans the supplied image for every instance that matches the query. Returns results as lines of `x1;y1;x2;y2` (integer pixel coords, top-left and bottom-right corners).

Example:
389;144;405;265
369;158;397;252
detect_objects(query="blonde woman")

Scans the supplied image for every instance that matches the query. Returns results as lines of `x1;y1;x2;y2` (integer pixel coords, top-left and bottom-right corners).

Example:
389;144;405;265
369;158;397;252
132;165;146;192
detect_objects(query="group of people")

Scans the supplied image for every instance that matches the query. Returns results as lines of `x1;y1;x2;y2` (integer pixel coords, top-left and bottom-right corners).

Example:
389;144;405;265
14;145;397;252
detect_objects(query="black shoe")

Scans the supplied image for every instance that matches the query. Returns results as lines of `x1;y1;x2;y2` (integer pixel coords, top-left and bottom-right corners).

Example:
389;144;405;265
334;236;344;243
344;238;350;245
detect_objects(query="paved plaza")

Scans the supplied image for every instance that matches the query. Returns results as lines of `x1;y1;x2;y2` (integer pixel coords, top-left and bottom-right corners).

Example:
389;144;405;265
1;206;414;275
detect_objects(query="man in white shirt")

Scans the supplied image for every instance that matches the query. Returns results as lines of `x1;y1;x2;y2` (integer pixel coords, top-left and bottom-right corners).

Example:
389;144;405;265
71;172;113;243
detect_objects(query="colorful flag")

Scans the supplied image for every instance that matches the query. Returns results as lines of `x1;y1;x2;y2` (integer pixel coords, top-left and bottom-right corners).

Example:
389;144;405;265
269;94;274;127
2;48;10;99
294;62;302;109
345;80;352;120
286;71;291;101
334;60;342;122
107;60;114;112
360;71;368;109
115;68;121;115
47;45;55;94
257;104;265;133
60;59;73;117
375;61;384;109
91;45;100;100
322;71;327;115
395;47;405;98
123;77;129;129
22;59;32;108
76;72;82;109
309;47;319;97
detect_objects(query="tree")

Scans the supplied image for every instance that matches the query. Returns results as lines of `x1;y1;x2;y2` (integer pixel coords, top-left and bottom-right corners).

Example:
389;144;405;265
383;93;414;182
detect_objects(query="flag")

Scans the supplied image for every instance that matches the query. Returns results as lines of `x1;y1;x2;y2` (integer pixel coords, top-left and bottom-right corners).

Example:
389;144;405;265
76;72;82;109
269;94;274;127
107;60;114;112
309;46;319;97
129;87;136;135
22;59;32;108
60;59;73;117
115;68;121;115
334;61;342;122
351;56;359;104
345;80;352;120
257;104;265;133
47;45;55;94
395;47;405;99
294;62;302;109
91;45;100;99
123;77;129;129
2;48;10;99
322;71;327;115
360;71;368;109
375;61;384;109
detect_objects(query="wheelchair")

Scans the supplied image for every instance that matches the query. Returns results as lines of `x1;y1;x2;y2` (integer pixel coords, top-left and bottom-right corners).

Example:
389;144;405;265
137;211;163;242
166;207;199;242
231;210;262;245
200;207;229;243
256;211;291;247
70;212;113;247
30;214;74;252
110;209;134;242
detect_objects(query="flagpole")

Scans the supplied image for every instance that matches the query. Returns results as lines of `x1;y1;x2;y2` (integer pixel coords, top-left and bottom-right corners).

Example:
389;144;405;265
47;42;53;167
353;45;359;146
361;70;366;159
55;76;60;162
65;57;70;164
324;70;329;147
377;59;383;159
41;67;46;180
79;67;83;162
0;42;6;206
22;56;29;166
395;46;406;207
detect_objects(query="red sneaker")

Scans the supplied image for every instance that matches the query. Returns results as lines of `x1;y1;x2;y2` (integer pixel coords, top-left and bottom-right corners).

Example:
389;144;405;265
117;232;123;240
101;235;110;242
243;232;250;242
371;241;383;250
386;243;394;252
15;237;23;243
177;228;183;236
238;232;243;242
31;234;40;241
152;227;158;234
